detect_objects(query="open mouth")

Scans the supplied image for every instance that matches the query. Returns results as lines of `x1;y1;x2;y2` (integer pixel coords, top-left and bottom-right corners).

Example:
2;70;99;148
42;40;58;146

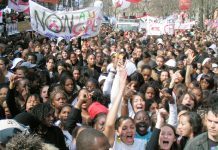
126;135;134;144
162;140;170;146
185;103;191;107
136;106;143;111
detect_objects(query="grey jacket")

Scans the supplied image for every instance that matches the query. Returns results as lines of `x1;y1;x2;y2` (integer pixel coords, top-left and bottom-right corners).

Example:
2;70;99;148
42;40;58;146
184;132;208;150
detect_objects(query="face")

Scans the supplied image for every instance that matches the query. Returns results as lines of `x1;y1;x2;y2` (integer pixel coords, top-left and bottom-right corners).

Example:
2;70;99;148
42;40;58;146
64;78;74;93
57;65;65;75
0;60;6;71
46;59;55;71
40;86;49;103
142;69;151;82
43;111;55;127
96;53;103;64
149;102;158;114
15;69;25;80
207;111;218;141
94;115;106;132
0;87;8;98
78;89;92;110
156;57;164;68
52;93;67;109
132;95;145;113
134;111;150;136
174;72;184;84
159;126;176;150
87;55;96;66
177;115;193;138
73;70;80;81
145;87;155;100
191;89;202;103
200;79;209;90
62;51;68;59
16;79;30;96
27;55;36;64
117;119;135;145
135;48;142;58
160;71;169;82
70;53;77;64
25;95;41;112
86;81;96;92
181;94;195;109
59;106;71;123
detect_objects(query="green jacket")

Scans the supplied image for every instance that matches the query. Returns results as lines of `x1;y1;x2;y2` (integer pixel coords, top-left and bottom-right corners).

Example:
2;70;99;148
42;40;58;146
184;132;208;150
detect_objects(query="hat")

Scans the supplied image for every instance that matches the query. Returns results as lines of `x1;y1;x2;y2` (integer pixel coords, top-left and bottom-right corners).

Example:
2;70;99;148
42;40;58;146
0;119;29;144
156;38;164;45
209;44;217;51
20;62;37;69
202;58;211;66
10;58;24;69
165;59;176;68
88;102;108;119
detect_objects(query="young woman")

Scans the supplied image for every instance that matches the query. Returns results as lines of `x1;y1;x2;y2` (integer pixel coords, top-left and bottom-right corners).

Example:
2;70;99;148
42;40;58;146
104;65;146;149
146;109;178;150
49;89;67;119
178;92;197;110
30;103;67;149
177;111;202;149
60;75;79;104
55;104;72;149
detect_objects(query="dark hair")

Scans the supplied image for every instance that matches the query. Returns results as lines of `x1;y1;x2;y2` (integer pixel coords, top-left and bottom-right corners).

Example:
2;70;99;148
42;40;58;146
92;113;107;128
180;111;202;137
142;65;152;71
160;124;178;150
208;101;218;117
200;74;214;89
130;92;145;106
115;116;134;130
129;71;144;87
179;92;197;110
76;128;109;150
30;103;54;122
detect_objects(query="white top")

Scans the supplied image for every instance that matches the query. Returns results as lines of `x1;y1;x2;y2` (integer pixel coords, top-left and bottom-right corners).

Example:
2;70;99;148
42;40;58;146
112;138;146;150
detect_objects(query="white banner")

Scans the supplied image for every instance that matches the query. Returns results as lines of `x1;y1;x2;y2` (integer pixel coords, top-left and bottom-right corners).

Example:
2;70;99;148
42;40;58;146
29;0;103;41
140;16;195;35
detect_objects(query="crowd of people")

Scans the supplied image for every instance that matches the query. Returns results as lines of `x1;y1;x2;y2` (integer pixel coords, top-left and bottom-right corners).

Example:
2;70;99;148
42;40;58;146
0;23;218;150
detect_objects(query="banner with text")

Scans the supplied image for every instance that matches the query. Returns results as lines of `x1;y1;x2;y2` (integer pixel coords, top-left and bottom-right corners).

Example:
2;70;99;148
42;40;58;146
29;0;103;41
140;16;195;35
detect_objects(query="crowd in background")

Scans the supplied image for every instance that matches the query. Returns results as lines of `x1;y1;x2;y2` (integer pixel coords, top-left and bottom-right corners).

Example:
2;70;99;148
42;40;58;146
0;24;218;150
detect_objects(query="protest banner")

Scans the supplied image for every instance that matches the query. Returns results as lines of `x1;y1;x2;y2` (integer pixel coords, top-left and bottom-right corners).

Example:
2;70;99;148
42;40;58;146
0;11;2;23
29;0;103;41
140;15;195;35
8;0;29;13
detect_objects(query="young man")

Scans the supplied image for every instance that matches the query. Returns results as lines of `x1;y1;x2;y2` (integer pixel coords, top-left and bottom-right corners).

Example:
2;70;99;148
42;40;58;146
184;103;218;150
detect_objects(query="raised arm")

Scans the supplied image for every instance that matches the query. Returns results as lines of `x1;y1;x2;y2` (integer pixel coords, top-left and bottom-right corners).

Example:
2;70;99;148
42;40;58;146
103;65;127;146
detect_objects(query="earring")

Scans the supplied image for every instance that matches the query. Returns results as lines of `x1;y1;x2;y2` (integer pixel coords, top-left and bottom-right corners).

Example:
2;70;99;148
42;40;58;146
117;135;121;143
